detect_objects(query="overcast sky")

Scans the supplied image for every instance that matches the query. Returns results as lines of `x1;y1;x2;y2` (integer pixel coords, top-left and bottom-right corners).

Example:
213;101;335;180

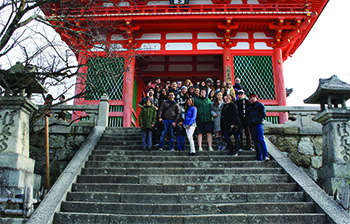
283;0;350;106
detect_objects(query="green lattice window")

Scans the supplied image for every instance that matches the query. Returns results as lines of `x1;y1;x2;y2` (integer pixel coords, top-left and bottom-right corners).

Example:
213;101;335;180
233;56;276;100
85;57;125;100
265;116;279;124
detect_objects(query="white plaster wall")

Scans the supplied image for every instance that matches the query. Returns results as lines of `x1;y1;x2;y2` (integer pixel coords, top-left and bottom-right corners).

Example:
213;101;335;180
233;32;249;39
254;42;272;50
166;42;193;50
198;33;221;39
136;33;162;40
166;33;192;39
197;42;222;50
254;32;273;39
231;42;249;49
139;43;162;50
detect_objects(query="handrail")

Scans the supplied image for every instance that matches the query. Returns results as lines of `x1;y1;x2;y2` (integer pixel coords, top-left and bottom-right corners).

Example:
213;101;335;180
26;126;106;224
265;106;321;113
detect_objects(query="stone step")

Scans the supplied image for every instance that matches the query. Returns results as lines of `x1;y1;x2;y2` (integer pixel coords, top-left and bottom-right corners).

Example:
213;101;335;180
76;174;290;184
72;183;297;193
66;192;305;203
54;212;326;224
60;201;317;215
84;161;278;168
99;136;228;142
97;140;141;146
81;167;282;175
91;149;256;156
88;155;257;162
100;136;143;141
96;141;224;148
93;144;246;151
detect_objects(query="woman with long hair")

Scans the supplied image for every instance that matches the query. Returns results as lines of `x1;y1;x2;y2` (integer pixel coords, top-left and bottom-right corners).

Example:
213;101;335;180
208;89;216;102
184;79;193;88
159;88;168;108
226;81;236;101
183;98;197;156
215;80;223;93
220;86;226;96
187;86;195;98
154;84;162;100
211;92;225;150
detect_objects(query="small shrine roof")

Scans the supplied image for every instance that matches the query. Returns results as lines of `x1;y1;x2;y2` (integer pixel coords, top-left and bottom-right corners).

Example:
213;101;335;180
304;75;350;105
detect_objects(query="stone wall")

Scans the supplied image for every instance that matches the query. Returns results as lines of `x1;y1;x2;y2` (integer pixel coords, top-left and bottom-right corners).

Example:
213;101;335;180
29;122;93;188
265;134;322;181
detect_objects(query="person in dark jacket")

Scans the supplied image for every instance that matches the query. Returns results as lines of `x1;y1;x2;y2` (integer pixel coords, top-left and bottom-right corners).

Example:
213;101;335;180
234;90;253;151
175;117;186;150
247;93;269;161
138;87;159;110
158;91;181;151
139;98;157;151
221;94;242;156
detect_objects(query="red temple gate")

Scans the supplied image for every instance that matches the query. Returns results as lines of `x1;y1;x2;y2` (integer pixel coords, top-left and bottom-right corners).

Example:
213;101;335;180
40;0;329;127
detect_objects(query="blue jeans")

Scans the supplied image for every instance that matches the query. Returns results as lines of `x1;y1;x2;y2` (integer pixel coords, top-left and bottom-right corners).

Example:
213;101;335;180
177;136;186;150
159;120;175;149
250;124;268;160
142;129;153;149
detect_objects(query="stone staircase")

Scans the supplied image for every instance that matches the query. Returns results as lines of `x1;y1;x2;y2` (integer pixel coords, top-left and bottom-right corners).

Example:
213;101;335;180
54;127;327;223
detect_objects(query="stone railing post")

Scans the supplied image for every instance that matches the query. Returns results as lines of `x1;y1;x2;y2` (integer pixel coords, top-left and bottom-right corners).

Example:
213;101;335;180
304;75;350;196
0;96;41;195
97;94;109;127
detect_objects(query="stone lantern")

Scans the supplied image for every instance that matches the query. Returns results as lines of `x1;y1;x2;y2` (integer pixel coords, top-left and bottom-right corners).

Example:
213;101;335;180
0;63;47;195
304;75;350;196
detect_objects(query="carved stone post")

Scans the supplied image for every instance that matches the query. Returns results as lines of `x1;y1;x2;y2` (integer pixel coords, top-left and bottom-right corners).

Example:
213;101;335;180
0;96;41;195
97;94;109;127
304;75;350;196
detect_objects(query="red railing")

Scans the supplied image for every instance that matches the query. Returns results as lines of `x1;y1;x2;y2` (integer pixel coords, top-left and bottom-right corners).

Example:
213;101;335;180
42;3;311;18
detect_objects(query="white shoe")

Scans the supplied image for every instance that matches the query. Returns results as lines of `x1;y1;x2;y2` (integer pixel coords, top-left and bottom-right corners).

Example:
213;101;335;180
264;157;270;161
208;147;214;151
198;147;203;151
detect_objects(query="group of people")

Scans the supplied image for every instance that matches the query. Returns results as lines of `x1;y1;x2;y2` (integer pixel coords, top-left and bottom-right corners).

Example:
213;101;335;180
138;77;269;161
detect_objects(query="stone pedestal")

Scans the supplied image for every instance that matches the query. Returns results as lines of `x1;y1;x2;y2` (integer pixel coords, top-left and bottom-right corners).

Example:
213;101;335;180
304;75;350;196
0;97;41;195
315;109;350;195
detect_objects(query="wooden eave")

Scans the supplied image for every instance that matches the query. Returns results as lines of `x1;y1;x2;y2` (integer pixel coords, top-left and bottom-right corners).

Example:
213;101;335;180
40;0;328;59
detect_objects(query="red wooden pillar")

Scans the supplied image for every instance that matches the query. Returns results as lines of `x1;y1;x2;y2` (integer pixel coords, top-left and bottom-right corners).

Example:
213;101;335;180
223;46;233;84
123;56;135;127
73;51;88;122
273;47;288;124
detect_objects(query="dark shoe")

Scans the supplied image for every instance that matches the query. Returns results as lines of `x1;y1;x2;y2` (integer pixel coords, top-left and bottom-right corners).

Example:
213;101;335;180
147;147;152;151
189;152;196;156
142;148;146;151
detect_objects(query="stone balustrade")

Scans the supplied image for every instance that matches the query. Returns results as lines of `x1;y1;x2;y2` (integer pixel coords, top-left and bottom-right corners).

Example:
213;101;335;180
265;105;322;135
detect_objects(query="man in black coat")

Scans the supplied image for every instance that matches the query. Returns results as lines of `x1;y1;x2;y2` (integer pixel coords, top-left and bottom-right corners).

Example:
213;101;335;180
234;90;253;151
